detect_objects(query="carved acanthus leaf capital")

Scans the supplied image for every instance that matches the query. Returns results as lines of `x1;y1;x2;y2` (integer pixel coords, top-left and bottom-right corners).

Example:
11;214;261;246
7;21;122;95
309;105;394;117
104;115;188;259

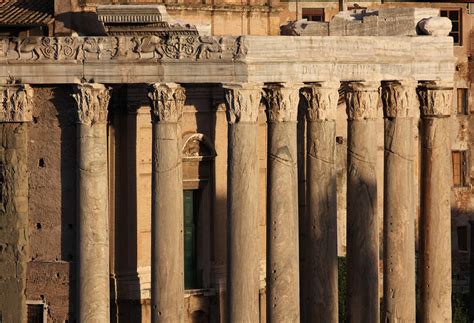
264;83;302;122
224;83;262;124
381;80;418;118
0;84;33;122
302;82;339;121
417;82;453;117
147;83;186;123
344;81;380;120
72;83;111;125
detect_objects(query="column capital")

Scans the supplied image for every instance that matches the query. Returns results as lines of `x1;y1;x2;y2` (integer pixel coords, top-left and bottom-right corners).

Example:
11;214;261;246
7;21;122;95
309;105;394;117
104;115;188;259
73;83;111;125
344;81;380;120
147;83;185;123
417;81;453;117
381;80;418;118
0;84;33;122
302;81;339;121
223;83;263;124
264;83;302;123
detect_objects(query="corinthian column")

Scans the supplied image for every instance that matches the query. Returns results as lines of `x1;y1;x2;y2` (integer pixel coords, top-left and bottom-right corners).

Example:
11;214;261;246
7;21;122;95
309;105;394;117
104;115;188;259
418;82;453;322
301;82;339;323
264;83;301;323
381;80;417;322
344;81;380;323
223;83;262;323
147;83;185;323
0;84;33;323
72;83;111;323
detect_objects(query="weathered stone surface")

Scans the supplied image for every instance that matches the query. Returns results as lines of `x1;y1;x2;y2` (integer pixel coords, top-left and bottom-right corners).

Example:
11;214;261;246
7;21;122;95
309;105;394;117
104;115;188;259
381;80;417;322
345;81;379;323
264;83;300;323
418;82;453;322
280;20;328;36
418;17;452;37
0;84;33;122
73;83;111;323
301;82;339;322
224;83;261;323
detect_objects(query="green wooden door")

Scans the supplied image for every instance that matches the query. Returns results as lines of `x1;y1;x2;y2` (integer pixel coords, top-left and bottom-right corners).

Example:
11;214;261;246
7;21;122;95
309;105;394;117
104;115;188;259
183;190;197;289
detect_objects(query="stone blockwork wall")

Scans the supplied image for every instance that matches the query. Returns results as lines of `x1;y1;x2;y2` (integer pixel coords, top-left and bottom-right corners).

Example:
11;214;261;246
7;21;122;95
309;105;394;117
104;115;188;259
0;123;29;323
26;86;77;322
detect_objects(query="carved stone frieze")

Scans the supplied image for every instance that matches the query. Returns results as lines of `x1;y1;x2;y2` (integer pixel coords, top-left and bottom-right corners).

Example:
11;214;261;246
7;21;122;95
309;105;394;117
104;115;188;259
224;83;263;124
72;83;111;125
344;81;380;120
0;84;33;122
417;82;453;117
302;82;339;121
147;83;186;123
264;83;302;122
381;80;418;118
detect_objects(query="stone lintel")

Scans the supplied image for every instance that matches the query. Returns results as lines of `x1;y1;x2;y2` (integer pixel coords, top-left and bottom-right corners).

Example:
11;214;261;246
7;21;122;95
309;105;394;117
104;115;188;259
147;83;185;123
72;83;111;125
264;83;303;123
302;81;340;121
417;81;453;118
381;80;418;119
344;81;380;120
223;83;263;124
0;84;33;122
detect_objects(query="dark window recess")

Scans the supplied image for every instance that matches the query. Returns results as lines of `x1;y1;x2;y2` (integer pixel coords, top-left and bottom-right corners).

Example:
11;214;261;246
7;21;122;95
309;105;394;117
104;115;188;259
302;8;324;22
452;150;469;187
27;303;44;323
457;88;469;115
457;226;468;251
183;190;201;289
440;9;462;46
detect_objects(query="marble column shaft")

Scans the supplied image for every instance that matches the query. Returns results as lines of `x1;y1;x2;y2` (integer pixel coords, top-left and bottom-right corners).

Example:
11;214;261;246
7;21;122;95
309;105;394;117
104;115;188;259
264;83;301;323
224;83;262;323
0;84;33;323
418;82;453;322
345;81;380;323
301;82;339;322
72;83;111;323
147;83;185;323
381;80;417;322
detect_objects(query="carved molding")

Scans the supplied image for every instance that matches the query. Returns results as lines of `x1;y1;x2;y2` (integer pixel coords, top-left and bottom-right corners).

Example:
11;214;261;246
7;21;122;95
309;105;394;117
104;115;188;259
182;133;216;159
263;83;302;122
0;84;33;122
72;83;111;125
344;81;380;120
302;82;339;121
381;80;418;118
417;82;453;117
147;83;185;123
223;83;262;124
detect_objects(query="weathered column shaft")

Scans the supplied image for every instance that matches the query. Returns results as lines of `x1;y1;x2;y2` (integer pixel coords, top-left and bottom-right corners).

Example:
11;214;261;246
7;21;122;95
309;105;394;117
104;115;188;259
381;81;417;322
418;82;453;322
73;83;111;323
224;83;262;323
264;84;301;323
0;84;33;323
345;81;380;323
147;83;185;323
301;82;339;322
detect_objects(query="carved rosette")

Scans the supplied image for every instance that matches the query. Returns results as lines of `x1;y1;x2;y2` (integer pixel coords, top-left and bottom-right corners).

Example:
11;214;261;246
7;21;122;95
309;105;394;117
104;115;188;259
263;83;302;123
345;81;380;120
302;82;339;121
381;80;418;118
72;83;111;125
417;82;453;117
147;83;185;123
223;83;263;124
0;84;33;122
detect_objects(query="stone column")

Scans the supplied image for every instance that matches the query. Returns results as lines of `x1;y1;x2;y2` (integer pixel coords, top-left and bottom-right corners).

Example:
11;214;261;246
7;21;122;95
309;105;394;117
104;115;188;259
345;81;380;323
72;83;111;323
264;83;301;323
223;83;262;323
381;80;417;322
147;83;185;323
0;84;33;323
418;82;453;322
301;82;339;322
